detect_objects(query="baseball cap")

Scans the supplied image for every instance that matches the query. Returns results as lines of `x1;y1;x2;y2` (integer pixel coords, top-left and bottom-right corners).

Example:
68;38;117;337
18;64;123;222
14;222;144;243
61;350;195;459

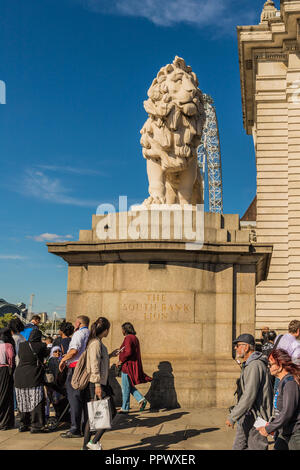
233;334;255;346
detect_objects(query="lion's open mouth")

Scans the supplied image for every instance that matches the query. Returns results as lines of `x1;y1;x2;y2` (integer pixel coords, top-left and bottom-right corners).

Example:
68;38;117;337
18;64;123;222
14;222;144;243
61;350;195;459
179;99;195;105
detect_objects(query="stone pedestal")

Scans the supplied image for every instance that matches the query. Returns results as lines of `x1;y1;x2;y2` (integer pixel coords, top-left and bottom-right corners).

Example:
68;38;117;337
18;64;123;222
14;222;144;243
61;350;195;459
48;211;272;408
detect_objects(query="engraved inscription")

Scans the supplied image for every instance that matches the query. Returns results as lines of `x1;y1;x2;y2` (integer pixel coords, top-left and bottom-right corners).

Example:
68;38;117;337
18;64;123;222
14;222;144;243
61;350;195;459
120;292;194;322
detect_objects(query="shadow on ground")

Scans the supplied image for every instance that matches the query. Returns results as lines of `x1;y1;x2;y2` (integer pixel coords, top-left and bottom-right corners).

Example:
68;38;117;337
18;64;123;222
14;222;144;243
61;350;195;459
145;361;180;410
110;428;220;450
112;411;190;431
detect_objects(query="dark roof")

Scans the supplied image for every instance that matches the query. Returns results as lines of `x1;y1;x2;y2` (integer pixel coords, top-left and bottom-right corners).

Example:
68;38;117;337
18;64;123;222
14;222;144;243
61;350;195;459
241;195;257;222
0;299;9;309
0;299;21;316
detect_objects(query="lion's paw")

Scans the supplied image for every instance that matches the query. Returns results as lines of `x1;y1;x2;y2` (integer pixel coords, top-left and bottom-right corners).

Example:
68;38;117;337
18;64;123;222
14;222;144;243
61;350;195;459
142;196;166;207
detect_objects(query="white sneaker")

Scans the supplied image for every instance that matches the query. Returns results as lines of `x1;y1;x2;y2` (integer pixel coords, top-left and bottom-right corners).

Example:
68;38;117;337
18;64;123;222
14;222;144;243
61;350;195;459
87;441;102;450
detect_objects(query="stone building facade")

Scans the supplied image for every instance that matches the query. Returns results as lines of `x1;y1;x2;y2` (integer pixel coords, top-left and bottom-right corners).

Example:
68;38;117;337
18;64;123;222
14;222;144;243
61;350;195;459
238;0;300;335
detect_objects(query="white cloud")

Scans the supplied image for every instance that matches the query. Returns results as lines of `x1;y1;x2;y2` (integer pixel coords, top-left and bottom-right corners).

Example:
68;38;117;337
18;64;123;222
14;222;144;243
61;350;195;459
79;0;257;30
117;0;225;27
0;255;27;260
22;169;99;208
28;233;74;243
37;165;106;176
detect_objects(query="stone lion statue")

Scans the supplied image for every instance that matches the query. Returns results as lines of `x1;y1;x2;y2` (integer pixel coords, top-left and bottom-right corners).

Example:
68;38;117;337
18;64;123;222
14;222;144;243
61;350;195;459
140;56;205;206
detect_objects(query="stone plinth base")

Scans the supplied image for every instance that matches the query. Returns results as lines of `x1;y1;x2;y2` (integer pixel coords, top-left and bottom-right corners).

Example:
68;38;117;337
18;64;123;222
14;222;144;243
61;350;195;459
48;212;272;408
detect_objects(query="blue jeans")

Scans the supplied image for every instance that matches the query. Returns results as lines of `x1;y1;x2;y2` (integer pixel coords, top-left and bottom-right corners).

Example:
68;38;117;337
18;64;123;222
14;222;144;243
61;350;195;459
66;368;84;434
121;372;144;411
13;388;17;411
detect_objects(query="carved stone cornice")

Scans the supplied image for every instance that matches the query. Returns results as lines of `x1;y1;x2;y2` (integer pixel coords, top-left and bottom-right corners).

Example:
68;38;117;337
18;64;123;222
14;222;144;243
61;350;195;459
238;1;300;134
47;240;272;284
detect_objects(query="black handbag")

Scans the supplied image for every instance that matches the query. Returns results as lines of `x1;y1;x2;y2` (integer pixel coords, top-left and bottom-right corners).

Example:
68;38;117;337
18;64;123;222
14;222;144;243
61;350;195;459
116;364;122;377
28;342;54;385
111;363;122;378
56;367;68;387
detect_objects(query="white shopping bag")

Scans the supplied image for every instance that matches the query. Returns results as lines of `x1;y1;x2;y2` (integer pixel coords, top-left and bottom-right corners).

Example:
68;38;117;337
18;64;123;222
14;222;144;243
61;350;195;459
87;397;112;431
254;417;267;429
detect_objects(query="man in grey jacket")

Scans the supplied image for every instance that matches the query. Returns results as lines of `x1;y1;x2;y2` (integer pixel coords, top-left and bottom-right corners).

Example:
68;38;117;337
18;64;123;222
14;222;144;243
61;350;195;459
225;333;273;450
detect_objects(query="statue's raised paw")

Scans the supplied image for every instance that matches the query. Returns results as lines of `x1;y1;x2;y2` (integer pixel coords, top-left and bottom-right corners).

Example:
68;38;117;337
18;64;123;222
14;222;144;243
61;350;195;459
142;196;166;207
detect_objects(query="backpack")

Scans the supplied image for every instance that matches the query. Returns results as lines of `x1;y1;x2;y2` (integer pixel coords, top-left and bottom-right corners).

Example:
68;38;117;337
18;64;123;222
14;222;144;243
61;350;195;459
273;375;295;414
272;334;283;353
71;349;90;391
21;324;35;341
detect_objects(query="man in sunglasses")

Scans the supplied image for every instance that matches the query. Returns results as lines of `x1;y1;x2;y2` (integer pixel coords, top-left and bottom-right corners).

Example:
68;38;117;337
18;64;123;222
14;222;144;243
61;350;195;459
225;333;273;450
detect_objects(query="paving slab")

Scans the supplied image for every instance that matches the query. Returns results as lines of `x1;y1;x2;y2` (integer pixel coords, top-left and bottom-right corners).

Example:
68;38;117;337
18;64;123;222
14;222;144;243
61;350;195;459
0;407;255;451
131;424;164;435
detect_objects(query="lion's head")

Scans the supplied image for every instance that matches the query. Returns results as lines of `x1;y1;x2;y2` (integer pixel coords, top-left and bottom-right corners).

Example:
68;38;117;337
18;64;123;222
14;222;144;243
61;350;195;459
140;56;205;171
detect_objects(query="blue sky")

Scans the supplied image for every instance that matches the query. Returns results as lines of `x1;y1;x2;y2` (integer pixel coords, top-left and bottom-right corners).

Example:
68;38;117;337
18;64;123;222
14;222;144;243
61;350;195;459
0;0;275;317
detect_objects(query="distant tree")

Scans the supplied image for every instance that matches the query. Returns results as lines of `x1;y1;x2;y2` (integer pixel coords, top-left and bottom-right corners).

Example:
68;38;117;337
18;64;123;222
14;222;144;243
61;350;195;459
39;320;64;335
39;322;53;334
0;313;14;328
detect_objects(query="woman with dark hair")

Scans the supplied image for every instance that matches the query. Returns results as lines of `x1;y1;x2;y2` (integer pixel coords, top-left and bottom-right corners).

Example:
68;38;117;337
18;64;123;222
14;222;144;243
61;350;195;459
60;322;75;355
82;317;119;450
14;328;49;433
0;327;16;351
8;317;25;412
257;348;300;450
53;321;74;354
118;322;152;413
261;330;277;357
0;328;15;430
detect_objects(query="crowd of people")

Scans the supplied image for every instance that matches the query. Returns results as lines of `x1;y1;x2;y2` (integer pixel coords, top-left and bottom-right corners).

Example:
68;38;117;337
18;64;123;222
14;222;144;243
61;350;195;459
1;313;300;451
0;314;151;450
226;320;300;450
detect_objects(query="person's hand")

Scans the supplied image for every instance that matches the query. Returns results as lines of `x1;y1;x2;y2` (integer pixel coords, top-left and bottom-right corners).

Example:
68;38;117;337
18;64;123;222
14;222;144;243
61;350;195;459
257;426;268;437
59;360;66;372
95;385;102;399
225;419;234;428
110;349;119;357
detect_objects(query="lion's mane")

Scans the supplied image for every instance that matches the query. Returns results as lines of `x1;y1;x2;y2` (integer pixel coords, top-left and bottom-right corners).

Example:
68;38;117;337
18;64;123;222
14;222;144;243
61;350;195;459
140;56;205;172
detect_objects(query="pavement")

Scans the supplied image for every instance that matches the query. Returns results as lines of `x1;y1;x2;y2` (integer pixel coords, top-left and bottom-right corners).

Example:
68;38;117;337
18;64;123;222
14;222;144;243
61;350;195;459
0;406;275;451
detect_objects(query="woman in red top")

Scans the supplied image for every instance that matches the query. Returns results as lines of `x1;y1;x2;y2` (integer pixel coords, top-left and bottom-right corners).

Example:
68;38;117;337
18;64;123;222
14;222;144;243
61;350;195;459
118;323;152;413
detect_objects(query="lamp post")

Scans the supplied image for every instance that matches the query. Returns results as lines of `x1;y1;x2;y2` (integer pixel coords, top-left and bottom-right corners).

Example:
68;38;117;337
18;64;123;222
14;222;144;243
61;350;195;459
52;311;57;336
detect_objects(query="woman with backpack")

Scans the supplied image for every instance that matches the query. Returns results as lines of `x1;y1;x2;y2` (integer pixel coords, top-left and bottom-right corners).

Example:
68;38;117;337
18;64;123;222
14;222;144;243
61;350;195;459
81;317;119;450
14;329;49;433
257;348;300;450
